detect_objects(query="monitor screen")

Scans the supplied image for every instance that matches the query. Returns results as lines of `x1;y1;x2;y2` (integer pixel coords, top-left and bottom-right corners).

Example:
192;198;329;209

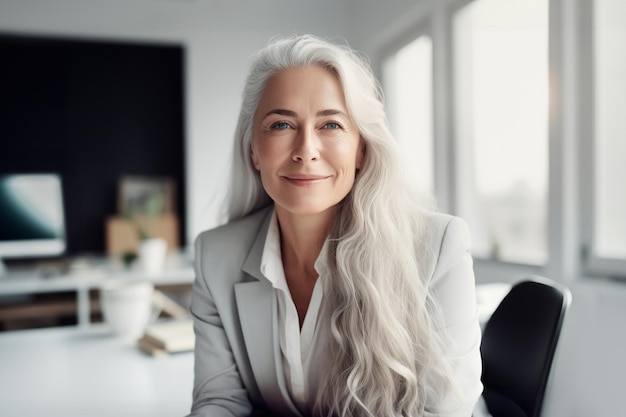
0;174;66;263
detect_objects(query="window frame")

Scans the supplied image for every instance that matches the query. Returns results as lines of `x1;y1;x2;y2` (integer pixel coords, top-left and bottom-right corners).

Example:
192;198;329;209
579;0;626;279
378;22;439;201
377;13;458;214
449;0;551;265
377;0;626;283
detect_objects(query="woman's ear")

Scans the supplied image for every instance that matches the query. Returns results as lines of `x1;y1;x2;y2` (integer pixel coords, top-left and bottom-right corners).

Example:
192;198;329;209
356;137;365;169
250;147;260;170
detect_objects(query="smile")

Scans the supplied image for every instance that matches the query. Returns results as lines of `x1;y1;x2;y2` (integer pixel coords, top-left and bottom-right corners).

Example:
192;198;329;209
282;175;329;186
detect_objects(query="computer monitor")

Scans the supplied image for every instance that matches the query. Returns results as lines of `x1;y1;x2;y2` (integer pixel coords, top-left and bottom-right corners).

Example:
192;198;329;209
0;174;66;275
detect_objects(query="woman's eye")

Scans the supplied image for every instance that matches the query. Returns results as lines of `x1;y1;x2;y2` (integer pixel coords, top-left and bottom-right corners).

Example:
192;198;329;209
271;121;291;130
324;122;341;129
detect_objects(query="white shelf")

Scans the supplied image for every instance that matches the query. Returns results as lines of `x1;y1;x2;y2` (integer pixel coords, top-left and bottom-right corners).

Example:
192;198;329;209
0;252;194;327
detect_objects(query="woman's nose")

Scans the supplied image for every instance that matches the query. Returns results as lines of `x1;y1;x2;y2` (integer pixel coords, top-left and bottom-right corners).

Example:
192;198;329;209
291;126;319;162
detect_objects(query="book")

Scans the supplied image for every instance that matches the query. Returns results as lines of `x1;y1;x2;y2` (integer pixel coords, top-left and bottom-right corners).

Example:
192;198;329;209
138;319;195;354
137;335;168;358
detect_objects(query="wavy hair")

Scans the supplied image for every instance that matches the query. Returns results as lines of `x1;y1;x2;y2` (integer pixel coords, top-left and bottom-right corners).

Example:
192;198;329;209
225;34;452;417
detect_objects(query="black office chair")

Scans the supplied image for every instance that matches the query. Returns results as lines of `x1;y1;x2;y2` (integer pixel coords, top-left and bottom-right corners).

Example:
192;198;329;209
480;276;571;417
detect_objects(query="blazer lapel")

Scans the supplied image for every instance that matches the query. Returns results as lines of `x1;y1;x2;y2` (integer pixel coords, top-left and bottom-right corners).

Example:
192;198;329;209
235;210;303;417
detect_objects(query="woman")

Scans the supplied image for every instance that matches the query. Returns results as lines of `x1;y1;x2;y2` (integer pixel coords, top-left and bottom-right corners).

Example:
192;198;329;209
188;34;482;417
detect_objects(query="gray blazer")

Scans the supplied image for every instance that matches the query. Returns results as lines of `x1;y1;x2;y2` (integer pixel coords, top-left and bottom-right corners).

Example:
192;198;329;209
187;206;482;417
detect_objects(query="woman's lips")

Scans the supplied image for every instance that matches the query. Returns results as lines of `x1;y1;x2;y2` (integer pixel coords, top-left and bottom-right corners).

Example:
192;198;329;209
282;175;329;186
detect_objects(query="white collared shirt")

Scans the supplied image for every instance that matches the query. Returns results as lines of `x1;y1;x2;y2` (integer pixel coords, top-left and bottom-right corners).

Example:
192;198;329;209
259;212;327;413
256;210;482;417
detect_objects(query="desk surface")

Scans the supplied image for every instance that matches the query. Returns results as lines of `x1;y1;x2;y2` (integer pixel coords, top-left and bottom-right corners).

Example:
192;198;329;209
0;283;509;417
0;325;193;417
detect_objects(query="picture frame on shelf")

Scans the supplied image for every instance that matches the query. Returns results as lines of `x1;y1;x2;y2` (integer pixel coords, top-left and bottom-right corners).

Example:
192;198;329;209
117;175;177;216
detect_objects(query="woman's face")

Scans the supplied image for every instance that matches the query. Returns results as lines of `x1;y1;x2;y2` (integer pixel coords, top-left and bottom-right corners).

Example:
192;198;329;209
251;66;363;218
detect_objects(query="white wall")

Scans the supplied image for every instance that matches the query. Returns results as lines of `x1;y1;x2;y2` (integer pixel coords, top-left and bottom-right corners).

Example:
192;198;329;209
0;0;349;245
345;0;431;57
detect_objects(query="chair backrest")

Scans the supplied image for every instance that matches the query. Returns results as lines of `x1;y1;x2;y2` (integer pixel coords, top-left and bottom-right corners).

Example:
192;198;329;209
480;276;571;417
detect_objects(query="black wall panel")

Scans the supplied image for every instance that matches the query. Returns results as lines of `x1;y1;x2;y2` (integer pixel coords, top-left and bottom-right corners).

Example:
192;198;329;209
0;33;186;256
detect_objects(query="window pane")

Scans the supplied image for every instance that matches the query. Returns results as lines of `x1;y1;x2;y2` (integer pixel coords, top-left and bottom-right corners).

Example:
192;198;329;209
594;0;626;258
453;0;548;264
383;36;434;192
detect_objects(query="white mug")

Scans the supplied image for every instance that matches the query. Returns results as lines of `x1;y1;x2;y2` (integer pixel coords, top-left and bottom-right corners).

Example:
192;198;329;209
100;281;162;340
138;238;168;273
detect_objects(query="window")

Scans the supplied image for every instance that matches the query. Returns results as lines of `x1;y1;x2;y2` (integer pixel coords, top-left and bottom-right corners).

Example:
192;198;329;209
378;0;626;281
582;0;626;277
382;35;434;193
592;0;626;262
452;0;549;264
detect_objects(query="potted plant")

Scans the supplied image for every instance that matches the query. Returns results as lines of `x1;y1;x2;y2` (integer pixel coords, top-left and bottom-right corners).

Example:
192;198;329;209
124;192;168;273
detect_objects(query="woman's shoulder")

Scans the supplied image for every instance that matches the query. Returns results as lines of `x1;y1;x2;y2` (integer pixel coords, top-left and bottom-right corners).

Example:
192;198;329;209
195;206;272;252
418;210;469;239
414;210;471;279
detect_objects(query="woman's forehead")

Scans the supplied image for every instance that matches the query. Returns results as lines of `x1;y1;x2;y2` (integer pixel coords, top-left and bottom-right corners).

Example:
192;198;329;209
256;66;348;116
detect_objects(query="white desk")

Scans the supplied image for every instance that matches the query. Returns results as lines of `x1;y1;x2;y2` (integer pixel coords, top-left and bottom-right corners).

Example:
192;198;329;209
0;325;193;417
0;253;195;327
0;283;510;417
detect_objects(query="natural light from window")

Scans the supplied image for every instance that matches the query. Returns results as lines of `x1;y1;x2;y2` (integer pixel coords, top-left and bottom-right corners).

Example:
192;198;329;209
594;0;626;259
383;36;434;194
453;0;548;264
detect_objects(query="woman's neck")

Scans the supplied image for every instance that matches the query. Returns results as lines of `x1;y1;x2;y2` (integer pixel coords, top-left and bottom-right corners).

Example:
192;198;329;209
274;205;336;280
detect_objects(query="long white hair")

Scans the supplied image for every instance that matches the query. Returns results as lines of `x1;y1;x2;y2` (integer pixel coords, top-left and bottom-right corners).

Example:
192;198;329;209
226;34;452;417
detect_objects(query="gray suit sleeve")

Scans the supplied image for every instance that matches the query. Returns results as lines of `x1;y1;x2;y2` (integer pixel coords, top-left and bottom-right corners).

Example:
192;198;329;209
186;234;253;417
428;216;483;417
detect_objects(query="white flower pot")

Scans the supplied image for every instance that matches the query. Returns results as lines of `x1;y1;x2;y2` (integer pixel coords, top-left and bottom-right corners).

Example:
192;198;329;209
100;281;162;340
138;237;168;273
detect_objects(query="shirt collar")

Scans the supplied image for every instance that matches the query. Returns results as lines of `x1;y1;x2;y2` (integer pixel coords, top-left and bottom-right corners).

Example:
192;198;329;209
260;210;287;290
260;209;330;288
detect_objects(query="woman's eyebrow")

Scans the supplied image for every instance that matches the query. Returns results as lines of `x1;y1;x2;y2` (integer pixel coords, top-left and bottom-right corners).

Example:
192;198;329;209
262;108;348;119
263;109;297;119
317;109;346;117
